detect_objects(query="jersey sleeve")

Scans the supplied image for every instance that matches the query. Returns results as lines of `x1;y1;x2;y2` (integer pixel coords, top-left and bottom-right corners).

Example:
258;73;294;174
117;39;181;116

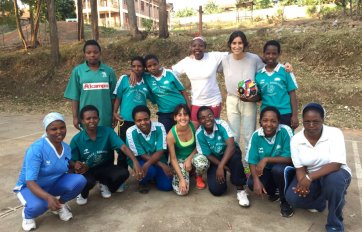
64;67;80;101
285;71;298;92
219;120;234;140
170;71;185;91
126;129;146;156
156;124;167;151
109;68;117;100
24;145;43;181
114;75;125;96
196;130;212;156
116;75;127;100
246;133;259;165
109;128;124;150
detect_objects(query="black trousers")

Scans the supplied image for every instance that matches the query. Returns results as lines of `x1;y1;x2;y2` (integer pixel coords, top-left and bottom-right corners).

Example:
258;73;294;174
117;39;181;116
81;162;129;198
207;146;247;196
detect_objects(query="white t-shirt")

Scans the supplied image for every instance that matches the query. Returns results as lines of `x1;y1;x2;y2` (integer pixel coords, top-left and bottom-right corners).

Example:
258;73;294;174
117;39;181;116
291;125;351;175
172;52;227;106
220;52;264;96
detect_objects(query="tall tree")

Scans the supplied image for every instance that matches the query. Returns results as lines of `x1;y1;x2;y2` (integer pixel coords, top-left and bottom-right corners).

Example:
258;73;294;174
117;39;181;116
30;0;42;47
126;0;143;40
77;0;84;41
90;0;99;40
46;0;60;65
158;0;168;38
13;0;27;49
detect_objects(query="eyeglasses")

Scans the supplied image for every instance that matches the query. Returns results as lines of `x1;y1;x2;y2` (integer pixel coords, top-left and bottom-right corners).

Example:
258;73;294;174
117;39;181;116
302;120;322;126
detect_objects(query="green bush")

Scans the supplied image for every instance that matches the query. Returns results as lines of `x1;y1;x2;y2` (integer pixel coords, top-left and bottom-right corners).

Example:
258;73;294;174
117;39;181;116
320;6;338;19
175;8;196;17
306;5;318;16
141;18;153;32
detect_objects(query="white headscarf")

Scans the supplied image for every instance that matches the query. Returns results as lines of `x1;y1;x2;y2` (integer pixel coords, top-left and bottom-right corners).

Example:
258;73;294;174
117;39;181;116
43;112;65;130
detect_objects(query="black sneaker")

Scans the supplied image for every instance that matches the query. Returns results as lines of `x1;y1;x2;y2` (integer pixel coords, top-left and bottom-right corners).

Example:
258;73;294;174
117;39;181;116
268;194;280;202
280;201;294;217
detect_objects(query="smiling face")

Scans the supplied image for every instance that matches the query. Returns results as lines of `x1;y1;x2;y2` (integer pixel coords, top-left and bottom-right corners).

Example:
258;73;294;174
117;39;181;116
46;120;67;144
191;39;206;60
174;108;190;127
84;45;101;66
230;36;245;56
145;58;162;76
263;45;279;67
303;110;324;138
134;111;151;135
198;109;215;133
260;110;279;137
81;110;99;131
131;60;144;77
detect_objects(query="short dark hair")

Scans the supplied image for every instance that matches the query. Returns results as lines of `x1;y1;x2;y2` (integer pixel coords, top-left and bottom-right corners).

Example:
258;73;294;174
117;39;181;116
173;104;191;117
196;106;213;120
80;105;99;119
263;40;281;53
302;102;325;119
227;31;249;50
132;105;151;120
144;54;159;64
131;56;145;67
83;40;101;53
260;106;281;122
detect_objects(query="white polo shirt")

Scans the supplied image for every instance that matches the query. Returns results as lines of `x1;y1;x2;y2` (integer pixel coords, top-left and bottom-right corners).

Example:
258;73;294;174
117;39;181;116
291;125;351;176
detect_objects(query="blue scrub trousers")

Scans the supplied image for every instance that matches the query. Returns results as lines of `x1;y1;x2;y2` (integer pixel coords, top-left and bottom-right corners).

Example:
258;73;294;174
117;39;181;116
139;160;172;191
17;173;86;219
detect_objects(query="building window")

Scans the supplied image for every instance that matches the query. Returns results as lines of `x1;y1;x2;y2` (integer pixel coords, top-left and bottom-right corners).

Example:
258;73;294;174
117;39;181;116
141;1;144;11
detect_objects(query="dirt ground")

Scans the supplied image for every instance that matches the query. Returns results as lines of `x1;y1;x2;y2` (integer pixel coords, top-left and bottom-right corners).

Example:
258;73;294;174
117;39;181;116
0;113;361;232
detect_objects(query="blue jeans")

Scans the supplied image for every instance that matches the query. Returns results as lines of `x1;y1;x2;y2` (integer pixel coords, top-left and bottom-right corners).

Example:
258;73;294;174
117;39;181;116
207;146;247;196
285;169;351;232
139;160;172;191
247;163;288;201
16;173;86;219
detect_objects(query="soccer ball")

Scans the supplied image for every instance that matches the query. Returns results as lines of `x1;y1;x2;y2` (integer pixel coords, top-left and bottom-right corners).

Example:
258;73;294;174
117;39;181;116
238;79;258;97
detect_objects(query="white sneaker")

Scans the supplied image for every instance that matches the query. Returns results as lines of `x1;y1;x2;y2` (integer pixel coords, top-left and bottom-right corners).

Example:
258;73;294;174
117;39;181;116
308;209;319;213
76;194;88;205
100;184;111;198
58;203;73;221
22;209;36;231
237;190;250;207
116;183;127;193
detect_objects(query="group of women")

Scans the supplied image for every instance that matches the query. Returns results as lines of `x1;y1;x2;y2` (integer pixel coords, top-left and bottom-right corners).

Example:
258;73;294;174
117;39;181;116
14;31;351;232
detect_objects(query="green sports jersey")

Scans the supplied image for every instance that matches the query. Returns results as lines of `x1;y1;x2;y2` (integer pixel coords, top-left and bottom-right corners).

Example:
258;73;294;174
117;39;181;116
64;62;117;127
115;75;152;122
70;126;124;168
256;63;298;115
246;125;293;169
143;68;186;113
126;122;167;164
195;119;237;160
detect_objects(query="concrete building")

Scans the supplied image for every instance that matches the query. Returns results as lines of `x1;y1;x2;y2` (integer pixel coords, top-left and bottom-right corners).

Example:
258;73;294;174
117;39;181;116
75;0;172;30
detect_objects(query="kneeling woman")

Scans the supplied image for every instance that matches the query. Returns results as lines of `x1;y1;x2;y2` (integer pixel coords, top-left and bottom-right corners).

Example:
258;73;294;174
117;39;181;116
246;106;294;217
167;104;209;195
286;103;352;232
70;105;142;205
13;113;86;231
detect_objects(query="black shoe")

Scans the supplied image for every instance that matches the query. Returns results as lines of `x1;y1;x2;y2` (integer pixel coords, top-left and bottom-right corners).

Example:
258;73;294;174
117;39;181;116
268;194;280;202
280;201;294;217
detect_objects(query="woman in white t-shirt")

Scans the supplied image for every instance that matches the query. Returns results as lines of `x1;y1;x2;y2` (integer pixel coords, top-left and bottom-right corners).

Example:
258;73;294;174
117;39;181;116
285;103;352;232
172;37;227;125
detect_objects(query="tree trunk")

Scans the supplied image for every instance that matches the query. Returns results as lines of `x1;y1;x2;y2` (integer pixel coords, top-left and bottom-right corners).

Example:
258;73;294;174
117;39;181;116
90;0;99;41
13;0;28;50
358;0;361;16
46;0;60;66
158;0;168;38
31;0;42;48
349;0;353;17
126;0;143;40
77;0;84;41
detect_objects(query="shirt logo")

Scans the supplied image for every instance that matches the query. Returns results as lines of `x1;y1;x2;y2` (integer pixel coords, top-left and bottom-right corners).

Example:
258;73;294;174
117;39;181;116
276;145;281;150
163;80;169;84
83;149;90;155
258;147;264;153
101;72;107;78
274;77;281;81
46;160;51;165
83;82;109;90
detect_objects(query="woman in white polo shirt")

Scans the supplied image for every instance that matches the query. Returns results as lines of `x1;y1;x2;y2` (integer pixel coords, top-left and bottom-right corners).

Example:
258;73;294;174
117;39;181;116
285;103;352;232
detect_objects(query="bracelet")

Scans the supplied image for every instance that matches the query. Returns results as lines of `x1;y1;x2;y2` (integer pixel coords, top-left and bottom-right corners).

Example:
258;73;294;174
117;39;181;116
305;174;312;182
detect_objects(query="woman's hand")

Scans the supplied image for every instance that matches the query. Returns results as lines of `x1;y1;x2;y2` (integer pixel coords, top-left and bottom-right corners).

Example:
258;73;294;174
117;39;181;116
291;114;299;130
253;178;267;197
179;178;188;194
46;195;61;211
216;165;225;184
132;160;144;181
74;161;88;174
293;176;311;197
183;157;193;172
160;163;173;177
73;116;81;131
256;158;267;177
284;62;293;72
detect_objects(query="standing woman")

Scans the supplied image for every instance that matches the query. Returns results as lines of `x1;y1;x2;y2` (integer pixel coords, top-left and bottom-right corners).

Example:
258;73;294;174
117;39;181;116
221;31;265;151
167;104;209;195
64;40;117;129
172;37;227;124
13;113;86;231
286;103;352;232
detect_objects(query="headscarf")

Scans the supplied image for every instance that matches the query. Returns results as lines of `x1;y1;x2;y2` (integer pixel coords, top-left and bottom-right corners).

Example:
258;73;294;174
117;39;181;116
302;103;326;119
192;36;206;43
43;112;65;130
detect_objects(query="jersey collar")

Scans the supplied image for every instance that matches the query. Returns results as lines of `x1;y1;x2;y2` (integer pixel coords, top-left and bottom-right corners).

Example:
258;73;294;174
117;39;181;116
261;63;282;73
